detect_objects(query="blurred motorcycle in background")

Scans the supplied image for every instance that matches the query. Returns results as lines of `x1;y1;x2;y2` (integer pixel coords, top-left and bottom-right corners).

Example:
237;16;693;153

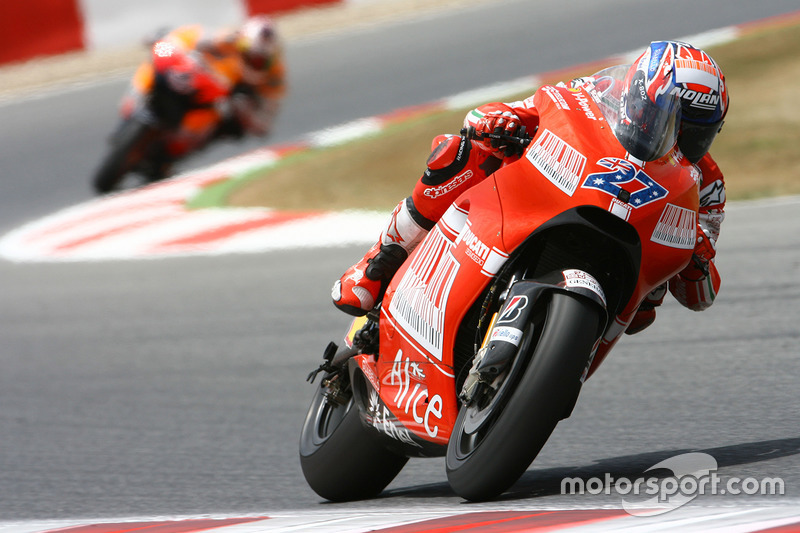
92;38;230;194
92;18;284;194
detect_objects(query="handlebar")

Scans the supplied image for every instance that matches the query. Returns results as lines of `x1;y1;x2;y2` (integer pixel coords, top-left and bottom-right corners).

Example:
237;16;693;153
460;125;533;156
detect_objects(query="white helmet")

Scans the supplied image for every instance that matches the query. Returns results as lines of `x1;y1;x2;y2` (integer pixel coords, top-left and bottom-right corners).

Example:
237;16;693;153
238;15;278;70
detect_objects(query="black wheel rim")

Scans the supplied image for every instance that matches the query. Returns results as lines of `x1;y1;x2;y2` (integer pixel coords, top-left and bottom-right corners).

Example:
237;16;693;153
310;387;353;448
451;320;539;460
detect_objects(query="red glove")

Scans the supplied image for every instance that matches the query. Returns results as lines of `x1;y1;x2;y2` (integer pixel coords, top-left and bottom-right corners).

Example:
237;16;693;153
467;104;520;156
669;224;721;311
680;225;717;281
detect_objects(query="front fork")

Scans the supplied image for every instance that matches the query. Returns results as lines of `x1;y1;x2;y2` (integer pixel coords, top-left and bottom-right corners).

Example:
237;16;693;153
460;270;607;405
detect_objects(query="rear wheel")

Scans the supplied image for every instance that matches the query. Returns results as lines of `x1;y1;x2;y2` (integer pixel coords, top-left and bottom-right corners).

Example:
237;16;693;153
446;291;602;501
92;119;156;194
299;371;408;501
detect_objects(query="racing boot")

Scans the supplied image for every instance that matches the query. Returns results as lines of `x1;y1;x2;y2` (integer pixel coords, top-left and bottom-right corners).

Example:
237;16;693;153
332;198;430;316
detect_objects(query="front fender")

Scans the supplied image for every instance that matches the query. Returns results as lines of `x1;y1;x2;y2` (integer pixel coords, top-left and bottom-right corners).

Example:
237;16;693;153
476;270;607;375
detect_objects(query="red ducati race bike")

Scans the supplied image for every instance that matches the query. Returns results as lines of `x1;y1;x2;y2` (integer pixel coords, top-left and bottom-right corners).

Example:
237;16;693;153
92;37;231;194
300;66;702;501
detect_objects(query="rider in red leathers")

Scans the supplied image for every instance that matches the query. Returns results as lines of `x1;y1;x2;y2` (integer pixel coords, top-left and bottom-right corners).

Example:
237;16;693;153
331;40;729;335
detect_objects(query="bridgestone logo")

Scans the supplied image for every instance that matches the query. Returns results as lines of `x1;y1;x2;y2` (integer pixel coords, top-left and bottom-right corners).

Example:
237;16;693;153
526;128;586;196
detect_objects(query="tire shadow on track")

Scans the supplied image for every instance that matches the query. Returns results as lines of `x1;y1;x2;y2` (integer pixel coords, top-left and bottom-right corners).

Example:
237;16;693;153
381;436;800;501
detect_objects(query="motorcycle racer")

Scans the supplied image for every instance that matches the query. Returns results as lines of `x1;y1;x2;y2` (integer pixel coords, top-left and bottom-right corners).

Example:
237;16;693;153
121;15;286;177
332;40;729;336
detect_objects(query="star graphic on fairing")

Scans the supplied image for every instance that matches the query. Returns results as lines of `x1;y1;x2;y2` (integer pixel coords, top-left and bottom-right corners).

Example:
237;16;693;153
582;156;667;208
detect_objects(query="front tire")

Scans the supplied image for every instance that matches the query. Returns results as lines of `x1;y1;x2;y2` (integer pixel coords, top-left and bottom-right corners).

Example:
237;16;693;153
92;119;155;194
299;371;408;501
446;291;602;501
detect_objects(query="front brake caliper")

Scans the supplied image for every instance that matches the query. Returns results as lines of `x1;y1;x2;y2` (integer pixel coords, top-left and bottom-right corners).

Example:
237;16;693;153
321;373;349;406
459;346;490;405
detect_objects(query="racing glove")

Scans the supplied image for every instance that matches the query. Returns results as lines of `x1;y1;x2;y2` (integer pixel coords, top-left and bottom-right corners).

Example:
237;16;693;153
680;225;717;281
464;104;521;157
669;225;721;311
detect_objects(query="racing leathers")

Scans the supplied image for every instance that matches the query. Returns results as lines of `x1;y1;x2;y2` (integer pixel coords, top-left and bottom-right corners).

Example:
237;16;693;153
172;24;285;138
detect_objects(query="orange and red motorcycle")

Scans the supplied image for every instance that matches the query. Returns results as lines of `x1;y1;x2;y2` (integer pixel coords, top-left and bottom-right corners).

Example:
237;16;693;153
92;36;231;194
300;65;702;501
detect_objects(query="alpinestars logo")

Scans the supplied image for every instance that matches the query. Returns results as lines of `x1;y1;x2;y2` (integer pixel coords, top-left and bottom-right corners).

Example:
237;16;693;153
424;170;474;199
700;179;726;207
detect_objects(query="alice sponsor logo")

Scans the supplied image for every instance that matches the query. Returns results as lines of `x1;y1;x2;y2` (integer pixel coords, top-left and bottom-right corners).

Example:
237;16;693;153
389;350;443;438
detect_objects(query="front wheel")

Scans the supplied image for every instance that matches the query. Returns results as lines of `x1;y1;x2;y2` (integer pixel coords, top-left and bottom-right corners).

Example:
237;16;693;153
92;119;156;194
446;291;602;501
299;370;407;501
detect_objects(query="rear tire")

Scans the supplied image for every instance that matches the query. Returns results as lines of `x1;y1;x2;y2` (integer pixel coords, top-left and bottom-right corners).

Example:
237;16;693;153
92;119;155;194
299;372;408;501
446;291;601;501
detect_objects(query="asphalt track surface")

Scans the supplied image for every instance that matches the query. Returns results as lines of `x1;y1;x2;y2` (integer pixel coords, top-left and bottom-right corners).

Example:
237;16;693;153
1;0;800;522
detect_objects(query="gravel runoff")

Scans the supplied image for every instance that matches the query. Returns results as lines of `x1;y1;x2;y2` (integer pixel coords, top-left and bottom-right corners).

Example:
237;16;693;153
0;0;499;99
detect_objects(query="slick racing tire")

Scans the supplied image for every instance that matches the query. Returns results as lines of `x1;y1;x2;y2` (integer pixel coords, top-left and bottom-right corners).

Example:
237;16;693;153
92;119;154;194
299;373;408;502
446;291;602;501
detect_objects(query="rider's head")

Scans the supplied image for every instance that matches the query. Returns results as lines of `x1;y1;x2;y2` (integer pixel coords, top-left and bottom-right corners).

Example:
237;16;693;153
616;41;683;162
237;15;278;71
664;40;729;163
